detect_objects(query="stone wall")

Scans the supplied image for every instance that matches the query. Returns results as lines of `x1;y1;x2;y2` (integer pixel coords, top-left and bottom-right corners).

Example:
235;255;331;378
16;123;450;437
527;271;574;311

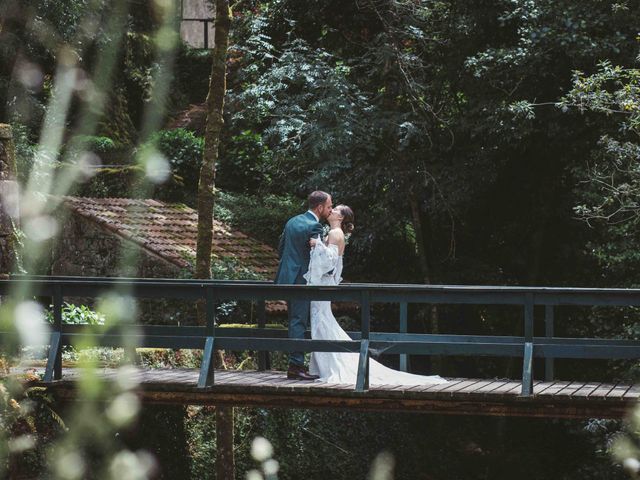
0;124;19;276
52;213;198;325
52;213;182;279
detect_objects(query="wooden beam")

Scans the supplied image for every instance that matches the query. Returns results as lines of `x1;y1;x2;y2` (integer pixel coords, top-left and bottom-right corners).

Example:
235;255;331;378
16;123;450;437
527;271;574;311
44;384;633;419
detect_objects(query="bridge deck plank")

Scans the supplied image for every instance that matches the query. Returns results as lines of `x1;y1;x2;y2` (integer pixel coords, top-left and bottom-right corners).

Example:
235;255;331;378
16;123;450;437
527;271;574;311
537;381;572;397
371;384;400;391
506;381;542;395
532;382;555;395
623;385;640;400
439;379;485;395
14;368;639;419
571;383;601;398
405;380;454;392
457;380;496;394
490;381;522;396
589;383;617;398
211;371;244;383
473;380;510;394
606;383;632;400
555;381;584;397
418;378;465;393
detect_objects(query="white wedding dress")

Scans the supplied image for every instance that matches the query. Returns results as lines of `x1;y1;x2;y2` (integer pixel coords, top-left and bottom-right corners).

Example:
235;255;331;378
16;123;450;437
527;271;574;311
305;239;447;386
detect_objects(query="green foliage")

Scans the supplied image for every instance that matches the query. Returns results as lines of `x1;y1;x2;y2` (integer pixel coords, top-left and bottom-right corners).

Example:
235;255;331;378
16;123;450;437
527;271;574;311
40;138;134;202
560;62;640;226
147;128;204;205
138;348;203;369
3;0;120;130
173;45;214;111
5;0;640;477
218;130;274;193
210;255;268;319
75;164;146;198
69;135;118;155
43;304;108;366
112;31;156;141
214;191;303;248
63;135;127;187
185;406;624;480
227;33;374;195
44;303;105;325
10;123;37;185
60;347;125;366
212;256;265;282
0;364;66;478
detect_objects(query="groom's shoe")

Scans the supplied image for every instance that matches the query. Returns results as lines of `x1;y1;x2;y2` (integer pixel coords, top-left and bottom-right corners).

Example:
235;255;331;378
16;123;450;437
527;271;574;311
287;364;320;380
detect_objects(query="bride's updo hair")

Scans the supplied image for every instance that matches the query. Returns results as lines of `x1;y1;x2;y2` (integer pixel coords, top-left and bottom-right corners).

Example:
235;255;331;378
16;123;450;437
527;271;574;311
337;205;355;234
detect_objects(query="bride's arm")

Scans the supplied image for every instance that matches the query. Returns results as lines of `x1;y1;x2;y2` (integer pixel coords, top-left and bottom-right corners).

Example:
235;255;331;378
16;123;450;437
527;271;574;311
304;234;338;284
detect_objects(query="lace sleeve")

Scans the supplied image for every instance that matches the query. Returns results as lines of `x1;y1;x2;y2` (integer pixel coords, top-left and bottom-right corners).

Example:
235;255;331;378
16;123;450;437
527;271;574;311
304;236;340;285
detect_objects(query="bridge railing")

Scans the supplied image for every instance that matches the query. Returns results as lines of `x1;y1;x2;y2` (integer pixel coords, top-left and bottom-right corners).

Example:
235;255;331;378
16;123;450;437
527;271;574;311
2;275;640;395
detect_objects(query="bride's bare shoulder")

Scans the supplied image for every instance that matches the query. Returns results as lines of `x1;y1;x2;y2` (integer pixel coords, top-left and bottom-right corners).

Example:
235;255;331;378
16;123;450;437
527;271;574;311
327;228;345;242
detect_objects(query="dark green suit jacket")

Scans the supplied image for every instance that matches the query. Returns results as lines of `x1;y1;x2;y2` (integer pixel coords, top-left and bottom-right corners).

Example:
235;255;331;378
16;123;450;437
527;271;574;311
274;211;323;285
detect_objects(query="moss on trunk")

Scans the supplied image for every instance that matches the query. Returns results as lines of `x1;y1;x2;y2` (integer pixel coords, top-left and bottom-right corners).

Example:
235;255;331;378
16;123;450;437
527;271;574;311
195;0;230;285
194;2;234;478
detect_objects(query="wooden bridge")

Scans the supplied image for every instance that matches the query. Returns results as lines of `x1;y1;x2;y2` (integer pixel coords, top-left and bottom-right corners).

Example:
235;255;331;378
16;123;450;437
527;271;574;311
19;367;640;419
3;276;640;419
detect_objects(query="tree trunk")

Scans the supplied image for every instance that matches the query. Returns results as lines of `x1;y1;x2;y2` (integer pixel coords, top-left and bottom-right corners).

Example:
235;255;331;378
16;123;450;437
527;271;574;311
194;1;234;478
195;0;230;290
408;189;432;286
215;406;235;480
409;188;442;372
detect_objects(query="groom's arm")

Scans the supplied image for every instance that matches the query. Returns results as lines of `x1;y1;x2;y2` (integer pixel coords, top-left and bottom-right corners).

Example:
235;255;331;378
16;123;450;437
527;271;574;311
310;222;323;240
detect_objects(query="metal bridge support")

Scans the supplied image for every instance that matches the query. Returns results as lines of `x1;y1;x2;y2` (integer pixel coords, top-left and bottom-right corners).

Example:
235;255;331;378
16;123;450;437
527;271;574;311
356;291;371;392
356;340;370;392
44;284;63;382
257;299;270;371
198;336;216;388
521;293;534;396
399;302;408;372
545;305;555;381
43;332;61;383
198;287;216;388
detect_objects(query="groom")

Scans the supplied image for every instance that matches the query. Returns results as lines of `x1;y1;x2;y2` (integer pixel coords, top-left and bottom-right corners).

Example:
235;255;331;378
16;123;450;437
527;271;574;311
275;190;333;380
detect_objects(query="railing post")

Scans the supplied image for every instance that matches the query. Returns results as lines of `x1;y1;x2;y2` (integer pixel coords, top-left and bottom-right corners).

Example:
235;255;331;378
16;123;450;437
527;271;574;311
399;302;408;372
198;286;216;388
124;297;139;365
44;284;63;382
544;305;554;381
356;290;370;392
521;293;534;396
257;300;270;371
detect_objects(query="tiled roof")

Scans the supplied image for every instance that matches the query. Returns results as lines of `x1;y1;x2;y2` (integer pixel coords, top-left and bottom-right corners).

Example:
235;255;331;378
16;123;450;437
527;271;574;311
62;196;280;279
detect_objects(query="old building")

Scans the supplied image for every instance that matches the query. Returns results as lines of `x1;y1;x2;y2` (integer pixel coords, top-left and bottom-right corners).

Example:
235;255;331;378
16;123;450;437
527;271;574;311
52;196;285;323
54;196;279;279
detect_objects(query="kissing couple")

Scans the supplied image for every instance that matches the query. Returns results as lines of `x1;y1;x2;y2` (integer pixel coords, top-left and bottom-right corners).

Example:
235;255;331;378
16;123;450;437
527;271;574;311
274;191;447;386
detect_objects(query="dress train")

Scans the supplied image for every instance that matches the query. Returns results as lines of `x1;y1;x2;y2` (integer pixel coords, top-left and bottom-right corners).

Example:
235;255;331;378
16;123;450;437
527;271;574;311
304;238;447;386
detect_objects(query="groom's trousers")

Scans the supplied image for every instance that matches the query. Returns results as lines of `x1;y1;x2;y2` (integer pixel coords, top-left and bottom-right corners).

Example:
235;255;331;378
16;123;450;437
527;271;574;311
288;295;310;367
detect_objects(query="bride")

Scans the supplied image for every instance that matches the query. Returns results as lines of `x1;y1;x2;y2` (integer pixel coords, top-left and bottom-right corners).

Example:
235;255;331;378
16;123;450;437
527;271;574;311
305;205;447;386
